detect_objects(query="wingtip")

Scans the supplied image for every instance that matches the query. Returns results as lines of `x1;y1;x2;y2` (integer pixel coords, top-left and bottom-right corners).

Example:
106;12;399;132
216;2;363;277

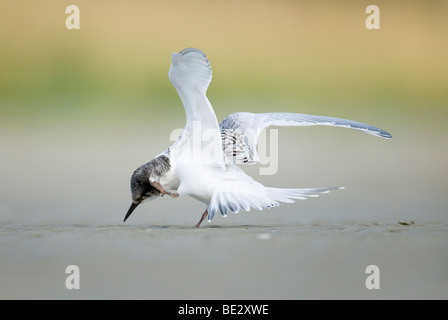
179;47;206;57
380;132;393;139
374;128;393;139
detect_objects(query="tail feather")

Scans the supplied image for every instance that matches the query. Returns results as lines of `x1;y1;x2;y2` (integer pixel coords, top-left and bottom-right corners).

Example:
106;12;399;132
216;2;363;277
266;186;343;203
207;185;343;221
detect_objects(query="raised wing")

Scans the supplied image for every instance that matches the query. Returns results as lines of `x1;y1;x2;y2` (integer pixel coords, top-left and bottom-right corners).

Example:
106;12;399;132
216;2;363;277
169;48;219;133
220;112;393;164
169;48;224;167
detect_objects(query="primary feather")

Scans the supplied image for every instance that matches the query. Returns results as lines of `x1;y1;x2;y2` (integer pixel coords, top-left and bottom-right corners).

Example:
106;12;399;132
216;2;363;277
220;112;392;164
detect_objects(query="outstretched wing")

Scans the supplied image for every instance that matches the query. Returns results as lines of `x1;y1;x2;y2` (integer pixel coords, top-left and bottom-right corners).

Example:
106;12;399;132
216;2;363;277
219;112;393;164
169;48;219;133
169;48;224;167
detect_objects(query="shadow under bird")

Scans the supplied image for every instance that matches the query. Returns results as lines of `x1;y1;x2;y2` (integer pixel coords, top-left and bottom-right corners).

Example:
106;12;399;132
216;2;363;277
124;48;392;227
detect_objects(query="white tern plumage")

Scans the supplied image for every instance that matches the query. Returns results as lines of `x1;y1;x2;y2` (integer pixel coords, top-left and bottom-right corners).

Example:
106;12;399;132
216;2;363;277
124;48;392;227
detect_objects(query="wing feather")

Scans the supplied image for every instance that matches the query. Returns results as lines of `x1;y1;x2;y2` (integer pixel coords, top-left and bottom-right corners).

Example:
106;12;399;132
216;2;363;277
169;48;219;132
220;112;392;164
169;48;225;167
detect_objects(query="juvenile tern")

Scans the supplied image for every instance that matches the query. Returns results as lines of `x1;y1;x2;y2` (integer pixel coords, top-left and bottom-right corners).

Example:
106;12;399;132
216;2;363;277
124;48;392;227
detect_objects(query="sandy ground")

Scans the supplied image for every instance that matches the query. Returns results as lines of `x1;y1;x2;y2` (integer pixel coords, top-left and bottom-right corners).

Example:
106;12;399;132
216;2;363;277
0;222;447;299
1;118;447;299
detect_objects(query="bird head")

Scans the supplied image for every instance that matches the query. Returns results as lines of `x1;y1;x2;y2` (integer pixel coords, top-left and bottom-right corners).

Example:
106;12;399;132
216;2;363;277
123;167;160;222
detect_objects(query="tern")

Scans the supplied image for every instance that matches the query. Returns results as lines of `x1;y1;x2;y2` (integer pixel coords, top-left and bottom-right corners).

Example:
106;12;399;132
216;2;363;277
124;48;392;227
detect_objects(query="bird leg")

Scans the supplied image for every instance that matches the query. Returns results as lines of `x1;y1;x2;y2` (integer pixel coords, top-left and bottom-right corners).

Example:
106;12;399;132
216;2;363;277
150;181;179;198
195;210;208;228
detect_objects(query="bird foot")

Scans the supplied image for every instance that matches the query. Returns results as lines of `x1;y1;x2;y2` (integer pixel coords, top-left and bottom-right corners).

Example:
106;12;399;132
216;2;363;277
151;181;179;198
165;191;179;198
195;210;208;228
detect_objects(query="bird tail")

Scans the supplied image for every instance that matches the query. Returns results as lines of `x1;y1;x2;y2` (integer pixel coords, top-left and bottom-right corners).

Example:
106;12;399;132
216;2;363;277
207;185;344;221
265;186;344;203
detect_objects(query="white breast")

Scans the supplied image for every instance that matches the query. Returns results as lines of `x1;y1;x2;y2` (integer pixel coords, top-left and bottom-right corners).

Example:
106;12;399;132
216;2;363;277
175;164;222;204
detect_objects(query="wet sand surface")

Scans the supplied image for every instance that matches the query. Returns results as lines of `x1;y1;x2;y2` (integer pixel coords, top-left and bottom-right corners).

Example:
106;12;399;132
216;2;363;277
1;221;447;299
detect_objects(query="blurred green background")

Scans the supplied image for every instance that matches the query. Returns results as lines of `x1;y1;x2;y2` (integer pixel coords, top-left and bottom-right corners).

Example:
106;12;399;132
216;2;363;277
1;1;447;118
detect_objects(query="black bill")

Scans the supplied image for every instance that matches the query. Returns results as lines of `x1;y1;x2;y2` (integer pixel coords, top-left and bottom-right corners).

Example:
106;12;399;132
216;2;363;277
123;202;140;222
